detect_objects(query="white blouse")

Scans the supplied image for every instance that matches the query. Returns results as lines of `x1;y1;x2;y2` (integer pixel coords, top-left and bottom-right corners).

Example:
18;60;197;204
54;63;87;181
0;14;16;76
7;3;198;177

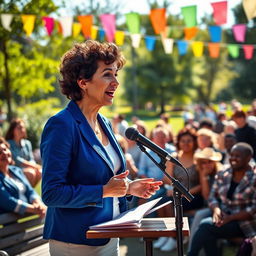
103;142;121;218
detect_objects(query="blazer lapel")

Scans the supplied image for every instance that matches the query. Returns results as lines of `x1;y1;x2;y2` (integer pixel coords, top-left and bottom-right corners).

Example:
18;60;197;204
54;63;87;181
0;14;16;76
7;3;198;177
66;101;115;172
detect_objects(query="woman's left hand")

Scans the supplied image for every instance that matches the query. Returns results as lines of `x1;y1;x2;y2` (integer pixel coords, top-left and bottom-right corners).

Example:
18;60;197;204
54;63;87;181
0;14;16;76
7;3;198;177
127;178;163;199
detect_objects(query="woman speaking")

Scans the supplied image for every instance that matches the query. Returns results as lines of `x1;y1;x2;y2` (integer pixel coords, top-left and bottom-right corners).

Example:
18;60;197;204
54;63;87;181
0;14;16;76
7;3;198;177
40;40;162;256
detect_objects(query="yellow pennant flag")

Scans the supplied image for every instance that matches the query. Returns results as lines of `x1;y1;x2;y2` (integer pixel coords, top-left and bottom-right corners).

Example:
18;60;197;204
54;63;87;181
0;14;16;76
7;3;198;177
243;0;256;20
192;41;204;57
91;26;98;40
115;31;125;46
21;15;36;36
73;22;81;37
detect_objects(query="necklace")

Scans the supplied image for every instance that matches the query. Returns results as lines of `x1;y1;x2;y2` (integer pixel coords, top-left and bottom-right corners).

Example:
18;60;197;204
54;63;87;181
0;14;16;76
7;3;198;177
94;121;101;135
95;127;100;134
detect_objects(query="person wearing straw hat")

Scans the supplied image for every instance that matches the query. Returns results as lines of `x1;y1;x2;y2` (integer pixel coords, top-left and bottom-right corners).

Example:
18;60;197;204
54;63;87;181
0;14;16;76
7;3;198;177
194;148;223;201
188;142;256;256
187;147;223;252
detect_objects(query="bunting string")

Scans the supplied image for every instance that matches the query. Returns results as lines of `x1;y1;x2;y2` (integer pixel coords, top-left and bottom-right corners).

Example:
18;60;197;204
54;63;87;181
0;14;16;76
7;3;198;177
1;0;256;60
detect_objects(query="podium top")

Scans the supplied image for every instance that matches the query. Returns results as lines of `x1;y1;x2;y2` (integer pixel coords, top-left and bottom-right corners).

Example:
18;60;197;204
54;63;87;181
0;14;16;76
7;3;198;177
86;217;189;239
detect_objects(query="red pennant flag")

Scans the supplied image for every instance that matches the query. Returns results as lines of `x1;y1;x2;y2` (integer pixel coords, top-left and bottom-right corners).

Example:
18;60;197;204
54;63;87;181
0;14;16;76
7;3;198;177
78;15;93;39
150;8;166;34
211;1;227;25
42;16;54;36
243;45;254;60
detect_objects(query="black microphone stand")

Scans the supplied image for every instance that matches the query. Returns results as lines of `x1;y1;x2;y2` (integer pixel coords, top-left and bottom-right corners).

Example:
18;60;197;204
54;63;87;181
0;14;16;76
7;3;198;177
137;142;194;256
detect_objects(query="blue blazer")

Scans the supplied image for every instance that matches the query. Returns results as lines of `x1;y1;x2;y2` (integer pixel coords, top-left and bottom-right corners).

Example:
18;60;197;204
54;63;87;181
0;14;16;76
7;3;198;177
0;165;39;214
40;100;127;246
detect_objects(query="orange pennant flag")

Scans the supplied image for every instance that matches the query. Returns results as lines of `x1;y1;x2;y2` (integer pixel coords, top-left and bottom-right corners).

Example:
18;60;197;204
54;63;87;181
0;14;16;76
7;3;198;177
208;43;220;58
184;27;198;40
21;15;36;36
150;8;166;34
78;15;93;38
57;21;63;35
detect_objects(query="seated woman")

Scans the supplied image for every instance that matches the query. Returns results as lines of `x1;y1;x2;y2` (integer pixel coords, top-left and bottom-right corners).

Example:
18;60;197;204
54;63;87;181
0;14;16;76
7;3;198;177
159;128;202;252
187;147;223;252
5;118;41;187
188;142;256;256
0;137;46;217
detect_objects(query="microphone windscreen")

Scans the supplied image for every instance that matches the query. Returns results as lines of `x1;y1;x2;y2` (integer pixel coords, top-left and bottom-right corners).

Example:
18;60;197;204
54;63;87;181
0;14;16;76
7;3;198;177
125;127;139;141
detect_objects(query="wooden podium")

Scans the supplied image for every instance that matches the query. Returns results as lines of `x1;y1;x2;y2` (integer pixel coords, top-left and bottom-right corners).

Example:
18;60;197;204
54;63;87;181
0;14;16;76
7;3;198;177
87;217;190;256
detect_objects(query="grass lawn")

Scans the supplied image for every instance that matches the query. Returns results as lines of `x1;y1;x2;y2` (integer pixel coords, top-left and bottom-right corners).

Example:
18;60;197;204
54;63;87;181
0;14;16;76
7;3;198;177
101;106;185;135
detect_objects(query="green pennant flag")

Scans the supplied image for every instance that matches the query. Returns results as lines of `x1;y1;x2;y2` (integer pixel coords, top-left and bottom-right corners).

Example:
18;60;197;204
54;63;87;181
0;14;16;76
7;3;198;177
125;12;140;34
227;44;239;58
181;5;197;28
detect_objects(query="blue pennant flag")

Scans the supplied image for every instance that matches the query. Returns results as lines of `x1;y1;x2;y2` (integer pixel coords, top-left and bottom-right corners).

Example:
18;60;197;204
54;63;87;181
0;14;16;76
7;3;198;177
208;26;222;42
177;41;188;56
99;29;105;41
145;36;156;51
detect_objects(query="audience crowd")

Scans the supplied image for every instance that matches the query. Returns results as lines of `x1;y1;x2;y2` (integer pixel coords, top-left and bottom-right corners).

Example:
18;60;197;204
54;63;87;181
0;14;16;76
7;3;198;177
1;99;256;255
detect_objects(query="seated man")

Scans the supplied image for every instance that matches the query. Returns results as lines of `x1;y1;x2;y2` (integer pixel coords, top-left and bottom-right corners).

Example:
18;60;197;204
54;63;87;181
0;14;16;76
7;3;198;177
188;142;256;256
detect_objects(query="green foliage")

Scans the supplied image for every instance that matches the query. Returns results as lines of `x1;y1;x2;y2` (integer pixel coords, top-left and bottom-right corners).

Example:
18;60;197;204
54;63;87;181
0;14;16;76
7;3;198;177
15;98;61;148
0;0;58;120
216;3;256;102
191;53;237;105
4;40;58;99
123;11;194;113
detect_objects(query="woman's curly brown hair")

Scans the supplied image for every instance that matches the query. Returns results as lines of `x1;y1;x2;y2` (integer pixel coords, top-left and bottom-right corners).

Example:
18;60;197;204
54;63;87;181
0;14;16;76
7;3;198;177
59;40;126;101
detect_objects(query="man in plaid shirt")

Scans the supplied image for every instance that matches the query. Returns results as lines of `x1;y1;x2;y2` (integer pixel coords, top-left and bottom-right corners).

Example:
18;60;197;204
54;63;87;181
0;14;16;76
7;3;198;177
188;142;256;256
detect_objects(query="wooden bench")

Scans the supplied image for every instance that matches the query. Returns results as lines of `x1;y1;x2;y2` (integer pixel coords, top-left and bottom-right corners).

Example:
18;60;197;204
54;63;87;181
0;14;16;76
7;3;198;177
0;212;48;256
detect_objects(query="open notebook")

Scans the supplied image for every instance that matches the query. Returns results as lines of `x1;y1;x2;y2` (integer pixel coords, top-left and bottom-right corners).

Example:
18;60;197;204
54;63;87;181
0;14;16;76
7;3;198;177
89;197;172;230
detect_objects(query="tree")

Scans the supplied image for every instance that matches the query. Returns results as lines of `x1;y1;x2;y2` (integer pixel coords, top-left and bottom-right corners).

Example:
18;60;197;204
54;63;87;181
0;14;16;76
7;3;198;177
191;52;237;105
123;4;194;114
222;3;256;102
0;0;58;121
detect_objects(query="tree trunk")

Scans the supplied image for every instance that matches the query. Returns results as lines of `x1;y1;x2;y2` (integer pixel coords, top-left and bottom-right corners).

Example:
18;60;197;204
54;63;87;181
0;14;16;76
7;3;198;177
160;85;165;114
131;46;138;112
2;40;12;121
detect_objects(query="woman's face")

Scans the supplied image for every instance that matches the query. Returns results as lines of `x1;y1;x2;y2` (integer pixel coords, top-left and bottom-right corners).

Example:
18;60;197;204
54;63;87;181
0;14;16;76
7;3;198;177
0;143;12;168
197;135;212;149
83;61;119;107
14;122;26;139
179;134;194;153
199;159;216;174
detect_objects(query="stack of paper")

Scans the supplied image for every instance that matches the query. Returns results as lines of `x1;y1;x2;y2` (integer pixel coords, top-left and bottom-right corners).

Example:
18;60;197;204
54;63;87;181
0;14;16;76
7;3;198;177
89;197;172;230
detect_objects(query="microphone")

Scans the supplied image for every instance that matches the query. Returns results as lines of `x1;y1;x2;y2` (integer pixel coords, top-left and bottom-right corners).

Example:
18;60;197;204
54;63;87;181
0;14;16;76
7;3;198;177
125;127;182;168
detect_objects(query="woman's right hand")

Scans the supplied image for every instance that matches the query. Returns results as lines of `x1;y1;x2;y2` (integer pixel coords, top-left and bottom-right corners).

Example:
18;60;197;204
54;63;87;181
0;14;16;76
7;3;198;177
103;170;129;198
